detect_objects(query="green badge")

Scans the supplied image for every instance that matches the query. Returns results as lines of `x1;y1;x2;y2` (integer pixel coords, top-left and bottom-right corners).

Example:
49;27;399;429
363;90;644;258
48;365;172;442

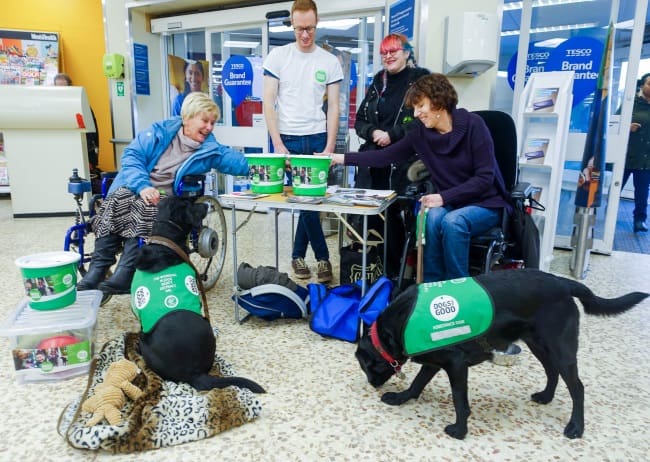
315;70;327;83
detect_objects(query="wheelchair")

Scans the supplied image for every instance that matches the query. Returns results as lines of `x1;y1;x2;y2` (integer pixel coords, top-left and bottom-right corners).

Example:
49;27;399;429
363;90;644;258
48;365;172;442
64;168;228;301
393;110;541;290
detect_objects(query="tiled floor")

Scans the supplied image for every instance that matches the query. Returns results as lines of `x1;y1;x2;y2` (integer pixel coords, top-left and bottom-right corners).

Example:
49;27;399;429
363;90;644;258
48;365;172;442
614;198;650;254
0;195;648;461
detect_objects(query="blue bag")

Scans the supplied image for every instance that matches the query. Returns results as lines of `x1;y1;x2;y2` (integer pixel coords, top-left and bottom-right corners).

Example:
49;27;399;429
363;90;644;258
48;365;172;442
234;284;309;321
308;276;393;342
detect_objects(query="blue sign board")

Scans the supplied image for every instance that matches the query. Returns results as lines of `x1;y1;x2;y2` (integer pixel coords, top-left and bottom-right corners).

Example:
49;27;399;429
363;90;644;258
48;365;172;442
133;43;150;95
507;36;604;108
222;55;253;106
389;0;415;40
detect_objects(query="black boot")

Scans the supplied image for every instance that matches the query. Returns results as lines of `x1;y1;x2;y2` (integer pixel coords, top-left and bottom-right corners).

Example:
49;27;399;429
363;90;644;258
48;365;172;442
97;238;140;295
77;234;122;291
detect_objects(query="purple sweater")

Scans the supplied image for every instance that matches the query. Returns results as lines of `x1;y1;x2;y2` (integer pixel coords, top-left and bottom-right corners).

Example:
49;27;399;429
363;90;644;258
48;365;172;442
345;108;512;213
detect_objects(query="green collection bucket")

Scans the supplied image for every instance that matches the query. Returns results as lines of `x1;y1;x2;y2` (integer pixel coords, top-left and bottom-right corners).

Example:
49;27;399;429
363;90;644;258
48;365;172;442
290;155;331;196
245;154;286;194
15;251;80;310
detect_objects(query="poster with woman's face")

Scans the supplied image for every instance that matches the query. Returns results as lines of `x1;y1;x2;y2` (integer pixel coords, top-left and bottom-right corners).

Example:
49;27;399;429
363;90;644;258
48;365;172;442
168;55;209;116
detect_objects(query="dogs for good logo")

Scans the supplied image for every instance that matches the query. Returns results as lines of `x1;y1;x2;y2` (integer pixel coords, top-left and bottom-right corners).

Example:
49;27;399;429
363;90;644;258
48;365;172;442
184;275;199;295
315;70;326;83
164;295;179;309
133;286;151;310
429;295;459;322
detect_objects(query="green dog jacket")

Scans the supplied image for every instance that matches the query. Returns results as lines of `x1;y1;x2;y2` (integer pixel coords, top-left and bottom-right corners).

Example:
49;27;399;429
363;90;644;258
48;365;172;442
131;262;202;333
402;277;494;356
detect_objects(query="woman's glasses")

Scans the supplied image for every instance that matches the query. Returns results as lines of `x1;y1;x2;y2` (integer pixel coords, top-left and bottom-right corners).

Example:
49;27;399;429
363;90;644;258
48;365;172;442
380;47;403;57
294;26;317;34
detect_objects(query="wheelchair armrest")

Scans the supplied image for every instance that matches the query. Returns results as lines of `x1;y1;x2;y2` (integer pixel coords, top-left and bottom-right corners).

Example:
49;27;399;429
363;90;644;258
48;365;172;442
510;181;532;200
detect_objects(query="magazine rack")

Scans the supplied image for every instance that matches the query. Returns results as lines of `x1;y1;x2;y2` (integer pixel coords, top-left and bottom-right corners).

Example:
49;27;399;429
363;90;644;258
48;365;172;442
516;71;574;271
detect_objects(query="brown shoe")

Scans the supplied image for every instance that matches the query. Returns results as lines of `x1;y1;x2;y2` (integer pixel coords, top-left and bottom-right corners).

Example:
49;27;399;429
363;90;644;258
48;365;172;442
292;258;311;279
316;260;333;283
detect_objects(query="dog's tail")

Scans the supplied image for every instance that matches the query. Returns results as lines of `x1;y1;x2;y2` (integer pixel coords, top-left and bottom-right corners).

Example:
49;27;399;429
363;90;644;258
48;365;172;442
190;374;266;393
567;279;648;316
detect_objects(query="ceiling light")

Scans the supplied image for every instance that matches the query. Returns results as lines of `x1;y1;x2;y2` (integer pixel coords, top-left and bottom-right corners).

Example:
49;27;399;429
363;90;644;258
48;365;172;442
223;40;260;48
503;0;594;10
533;38;567;47
269;25;293;33
502;22;598;36
269;18;363;33
318;19;360;30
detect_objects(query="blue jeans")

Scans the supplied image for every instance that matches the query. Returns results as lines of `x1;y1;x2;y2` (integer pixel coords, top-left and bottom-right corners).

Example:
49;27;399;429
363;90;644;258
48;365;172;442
622;168;650;222
423;205;501;282
281;133;330;261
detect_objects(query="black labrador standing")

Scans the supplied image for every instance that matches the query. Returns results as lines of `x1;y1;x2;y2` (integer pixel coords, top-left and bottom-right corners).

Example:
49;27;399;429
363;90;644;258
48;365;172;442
133;196;265;393
355;269;647;439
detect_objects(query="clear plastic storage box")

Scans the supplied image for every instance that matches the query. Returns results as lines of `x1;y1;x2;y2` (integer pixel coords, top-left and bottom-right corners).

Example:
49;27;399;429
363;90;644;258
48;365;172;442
0;290;101;383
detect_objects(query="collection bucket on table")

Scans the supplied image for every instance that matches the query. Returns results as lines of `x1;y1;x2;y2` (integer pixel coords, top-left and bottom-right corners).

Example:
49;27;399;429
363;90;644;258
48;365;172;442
245;154;286;194
290;155;331;196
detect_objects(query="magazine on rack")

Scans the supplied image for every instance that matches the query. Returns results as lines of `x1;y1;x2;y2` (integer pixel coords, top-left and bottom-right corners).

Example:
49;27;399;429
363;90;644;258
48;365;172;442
526;87;559;113
523;138;550;164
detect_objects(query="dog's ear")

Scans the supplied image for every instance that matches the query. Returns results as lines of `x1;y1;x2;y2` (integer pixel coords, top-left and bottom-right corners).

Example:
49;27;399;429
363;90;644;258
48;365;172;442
187;202;208;228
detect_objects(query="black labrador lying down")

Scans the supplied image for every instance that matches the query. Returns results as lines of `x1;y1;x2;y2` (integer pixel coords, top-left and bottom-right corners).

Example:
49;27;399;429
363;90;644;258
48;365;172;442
132;196;265;393
356;269;647;440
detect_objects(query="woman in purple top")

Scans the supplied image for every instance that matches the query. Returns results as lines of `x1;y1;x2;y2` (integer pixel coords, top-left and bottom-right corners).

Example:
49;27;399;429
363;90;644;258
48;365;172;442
330;73;511;282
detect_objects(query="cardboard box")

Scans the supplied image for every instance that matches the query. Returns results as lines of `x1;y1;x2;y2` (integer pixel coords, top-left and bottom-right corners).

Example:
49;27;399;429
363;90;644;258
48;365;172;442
0;291;101;383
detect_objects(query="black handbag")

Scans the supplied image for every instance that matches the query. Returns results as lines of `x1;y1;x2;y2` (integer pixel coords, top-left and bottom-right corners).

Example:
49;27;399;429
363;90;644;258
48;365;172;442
339;230;384;286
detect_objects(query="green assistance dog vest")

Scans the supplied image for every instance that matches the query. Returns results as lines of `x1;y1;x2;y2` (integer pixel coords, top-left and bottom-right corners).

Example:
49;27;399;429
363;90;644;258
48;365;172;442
402;277;494;356
130;262;202;334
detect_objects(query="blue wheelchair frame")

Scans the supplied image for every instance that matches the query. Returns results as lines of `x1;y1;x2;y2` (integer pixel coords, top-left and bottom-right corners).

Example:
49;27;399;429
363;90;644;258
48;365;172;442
63;169;227;291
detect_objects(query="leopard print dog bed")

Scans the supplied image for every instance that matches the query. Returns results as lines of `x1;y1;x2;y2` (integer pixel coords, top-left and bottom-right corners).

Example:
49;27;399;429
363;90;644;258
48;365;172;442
58;332;262;453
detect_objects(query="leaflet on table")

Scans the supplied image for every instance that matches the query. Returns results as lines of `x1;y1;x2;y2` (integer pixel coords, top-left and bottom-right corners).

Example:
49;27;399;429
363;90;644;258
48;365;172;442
286;196;323;204
220;192;270;199
326;185;395;199
324;194;383;207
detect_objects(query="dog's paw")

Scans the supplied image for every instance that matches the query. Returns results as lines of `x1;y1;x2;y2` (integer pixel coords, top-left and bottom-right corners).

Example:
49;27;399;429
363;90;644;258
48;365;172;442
381;391;412;406
563;421;584;439
531;391;553;404
444;423;468;440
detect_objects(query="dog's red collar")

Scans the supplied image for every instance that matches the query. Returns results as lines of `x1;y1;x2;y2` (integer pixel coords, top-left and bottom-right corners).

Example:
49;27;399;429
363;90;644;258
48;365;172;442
369;322;404;373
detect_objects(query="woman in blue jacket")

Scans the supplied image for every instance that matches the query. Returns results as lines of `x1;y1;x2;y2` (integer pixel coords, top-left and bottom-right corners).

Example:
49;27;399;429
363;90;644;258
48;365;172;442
77;92;248;294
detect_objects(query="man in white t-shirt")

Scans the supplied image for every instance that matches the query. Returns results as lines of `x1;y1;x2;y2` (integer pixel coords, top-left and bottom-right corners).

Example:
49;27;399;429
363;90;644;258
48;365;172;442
263;0;343;283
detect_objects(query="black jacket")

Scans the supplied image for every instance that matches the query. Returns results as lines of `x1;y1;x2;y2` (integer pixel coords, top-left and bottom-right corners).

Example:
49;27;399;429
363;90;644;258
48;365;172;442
354;66;430;151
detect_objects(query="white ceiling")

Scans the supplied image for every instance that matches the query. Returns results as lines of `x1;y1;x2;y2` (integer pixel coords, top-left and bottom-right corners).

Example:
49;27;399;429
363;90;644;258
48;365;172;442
127;0;285;17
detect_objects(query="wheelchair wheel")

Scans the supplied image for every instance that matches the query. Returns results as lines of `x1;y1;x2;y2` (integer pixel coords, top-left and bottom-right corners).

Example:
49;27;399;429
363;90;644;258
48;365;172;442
191;195;227;290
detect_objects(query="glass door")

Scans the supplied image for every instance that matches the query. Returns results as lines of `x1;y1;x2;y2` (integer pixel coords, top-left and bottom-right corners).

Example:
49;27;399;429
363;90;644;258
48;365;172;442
497;0;648;254
208;27;266;149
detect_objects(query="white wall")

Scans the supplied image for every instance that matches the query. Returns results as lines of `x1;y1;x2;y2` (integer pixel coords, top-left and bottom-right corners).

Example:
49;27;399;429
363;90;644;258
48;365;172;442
418;0;500;111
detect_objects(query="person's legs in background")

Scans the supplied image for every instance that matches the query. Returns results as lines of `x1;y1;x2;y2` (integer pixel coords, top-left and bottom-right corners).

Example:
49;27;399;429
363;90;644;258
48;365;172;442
282;133;332;282
631;169;650;232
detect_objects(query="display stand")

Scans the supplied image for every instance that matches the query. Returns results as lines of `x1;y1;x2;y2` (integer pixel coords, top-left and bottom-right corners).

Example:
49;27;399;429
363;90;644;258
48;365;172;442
516;71;574;271
0;85;95;217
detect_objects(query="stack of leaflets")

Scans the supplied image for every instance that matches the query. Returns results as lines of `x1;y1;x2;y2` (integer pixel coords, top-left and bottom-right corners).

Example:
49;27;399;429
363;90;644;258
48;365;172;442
286;196;323;204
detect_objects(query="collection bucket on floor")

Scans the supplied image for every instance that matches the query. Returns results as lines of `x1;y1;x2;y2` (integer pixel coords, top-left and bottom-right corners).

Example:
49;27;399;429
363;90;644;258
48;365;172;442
245;154;286;194
15;251;80;310
290;155;331;196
